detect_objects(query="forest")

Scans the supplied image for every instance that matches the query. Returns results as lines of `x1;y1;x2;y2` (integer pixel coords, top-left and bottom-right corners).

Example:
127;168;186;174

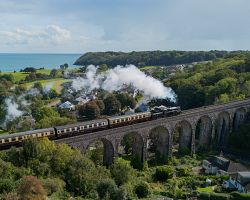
166;52;250;109
74;50;237;67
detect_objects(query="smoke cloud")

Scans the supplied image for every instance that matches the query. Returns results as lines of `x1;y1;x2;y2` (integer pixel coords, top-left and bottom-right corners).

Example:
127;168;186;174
72;65;176;101
5;98;23;122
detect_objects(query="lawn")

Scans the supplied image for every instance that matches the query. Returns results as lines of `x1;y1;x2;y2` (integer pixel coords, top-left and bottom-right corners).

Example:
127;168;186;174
22;78;71;93
197;186;214;193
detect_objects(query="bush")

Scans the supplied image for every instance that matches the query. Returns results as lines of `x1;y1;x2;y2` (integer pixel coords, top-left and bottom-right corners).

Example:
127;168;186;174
0;179;16;193
154;166;174;181
96;179;117;199
134;182;150;198
210;192;230;200
41;178;65;195
111;158;133;186
230;192;250;200
199;192;210;200
177;166;192;177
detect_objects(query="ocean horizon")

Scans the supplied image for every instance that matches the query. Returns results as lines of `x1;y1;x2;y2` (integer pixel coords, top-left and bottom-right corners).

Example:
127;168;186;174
0;53;82;72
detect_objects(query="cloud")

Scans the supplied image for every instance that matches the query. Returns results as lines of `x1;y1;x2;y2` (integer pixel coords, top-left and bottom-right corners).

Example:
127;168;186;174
0;0;250;52
0;25;72;46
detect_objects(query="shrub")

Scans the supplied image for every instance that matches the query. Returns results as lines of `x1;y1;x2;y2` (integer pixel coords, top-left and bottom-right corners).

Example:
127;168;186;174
111;158;133;186
41;178;65;195
177;166;192;177
134;182;150;198
210;192;230;200
199;192;210;200
230;192;250;200
96;179;117;199
154;166;174;181
0;179;16;193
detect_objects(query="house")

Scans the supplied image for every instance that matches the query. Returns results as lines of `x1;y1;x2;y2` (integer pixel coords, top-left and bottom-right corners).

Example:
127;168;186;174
73;96;89;105
202;156;247;175
58;101;75;111
223;171;250;193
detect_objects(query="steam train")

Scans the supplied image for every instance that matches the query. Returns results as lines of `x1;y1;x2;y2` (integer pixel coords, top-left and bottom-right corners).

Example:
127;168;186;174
0;106;181;149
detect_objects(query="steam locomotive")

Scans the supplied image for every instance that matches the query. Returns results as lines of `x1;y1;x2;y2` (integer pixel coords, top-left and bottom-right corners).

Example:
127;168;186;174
0;106;181;149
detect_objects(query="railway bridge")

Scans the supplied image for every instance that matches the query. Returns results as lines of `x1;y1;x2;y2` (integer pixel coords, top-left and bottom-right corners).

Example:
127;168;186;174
56;98;250;166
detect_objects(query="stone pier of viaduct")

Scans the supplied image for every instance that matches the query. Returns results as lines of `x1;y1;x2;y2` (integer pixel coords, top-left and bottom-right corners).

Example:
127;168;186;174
55;98;250;166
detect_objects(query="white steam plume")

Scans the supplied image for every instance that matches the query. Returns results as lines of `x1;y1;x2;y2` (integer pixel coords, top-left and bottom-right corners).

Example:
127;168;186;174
43;83;53;94
5;98;23;122
72;65;176;101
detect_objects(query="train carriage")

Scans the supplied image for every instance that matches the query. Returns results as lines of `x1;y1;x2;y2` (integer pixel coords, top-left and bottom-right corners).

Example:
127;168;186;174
0;128;55;150
108;112;151;128
54;119;109;137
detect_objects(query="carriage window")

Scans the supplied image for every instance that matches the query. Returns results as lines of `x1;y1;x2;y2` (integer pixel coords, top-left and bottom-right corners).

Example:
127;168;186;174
92;124;94;128
75;127;77;131
96;123;99;127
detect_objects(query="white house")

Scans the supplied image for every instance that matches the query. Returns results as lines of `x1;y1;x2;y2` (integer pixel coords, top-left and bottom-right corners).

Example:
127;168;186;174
59;101;75;111
223;171;250;193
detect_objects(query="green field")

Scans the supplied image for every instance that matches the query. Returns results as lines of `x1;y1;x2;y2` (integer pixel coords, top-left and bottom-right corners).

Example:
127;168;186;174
140;66;160;70
22;78;71;93
3;69;52;82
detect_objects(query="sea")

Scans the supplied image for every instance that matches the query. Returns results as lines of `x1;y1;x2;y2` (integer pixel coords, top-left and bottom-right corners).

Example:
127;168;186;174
0;53;82;72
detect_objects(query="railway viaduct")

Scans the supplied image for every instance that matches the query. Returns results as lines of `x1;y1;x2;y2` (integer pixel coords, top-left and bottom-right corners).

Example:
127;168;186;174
55;98;250;166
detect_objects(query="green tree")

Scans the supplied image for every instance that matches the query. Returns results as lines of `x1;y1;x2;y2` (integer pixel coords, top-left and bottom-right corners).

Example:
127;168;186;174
111;158;133;186
104;95;121;115
116;93;136;110
78;101;101;120
50;69;59;78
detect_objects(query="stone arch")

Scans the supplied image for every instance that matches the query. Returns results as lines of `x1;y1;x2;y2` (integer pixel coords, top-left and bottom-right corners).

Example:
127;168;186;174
120;132;144;169
173;120;192;155
86;138;114;166
216;111;231;147
233;107;247;131
195;115;213;151
148;126;170;164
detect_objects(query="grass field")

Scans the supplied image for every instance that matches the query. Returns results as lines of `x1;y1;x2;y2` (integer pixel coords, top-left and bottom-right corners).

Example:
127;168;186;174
3;69;52;82
22;78;71;93
197;186;214;193
140;66;159;70
0;129;8;135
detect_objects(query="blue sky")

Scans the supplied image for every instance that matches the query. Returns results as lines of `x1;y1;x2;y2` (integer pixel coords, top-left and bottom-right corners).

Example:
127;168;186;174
0;0;250;53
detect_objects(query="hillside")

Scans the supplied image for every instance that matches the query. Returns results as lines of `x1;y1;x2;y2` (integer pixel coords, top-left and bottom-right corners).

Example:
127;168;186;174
166;52;250;109
74;50;234;67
